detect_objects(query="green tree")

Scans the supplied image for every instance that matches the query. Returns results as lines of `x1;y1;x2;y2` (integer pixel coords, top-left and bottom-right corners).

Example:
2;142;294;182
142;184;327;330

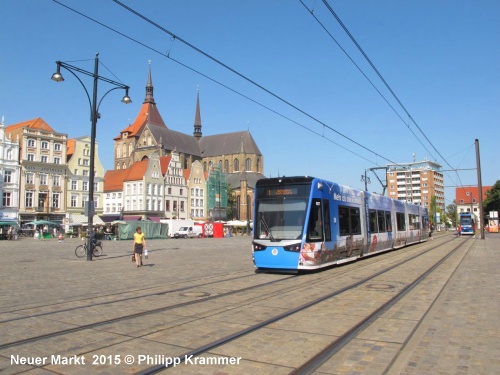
430;195;437;224
446;201;457;227
483;180;500;214
226;187;237;220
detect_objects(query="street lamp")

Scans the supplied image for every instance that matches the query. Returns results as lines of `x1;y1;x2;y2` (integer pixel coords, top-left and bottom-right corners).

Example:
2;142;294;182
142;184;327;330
52;53;131;260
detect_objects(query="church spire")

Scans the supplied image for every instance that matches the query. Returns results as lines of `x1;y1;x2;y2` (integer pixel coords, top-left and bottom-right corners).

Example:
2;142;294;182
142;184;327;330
144;60;155;104
193;86;202;140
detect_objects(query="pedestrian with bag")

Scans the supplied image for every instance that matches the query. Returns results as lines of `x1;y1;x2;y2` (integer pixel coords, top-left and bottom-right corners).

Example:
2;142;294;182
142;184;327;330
133;226;147;268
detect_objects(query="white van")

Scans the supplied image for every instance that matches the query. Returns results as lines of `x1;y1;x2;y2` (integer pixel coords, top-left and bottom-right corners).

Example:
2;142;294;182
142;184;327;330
173;226;203;238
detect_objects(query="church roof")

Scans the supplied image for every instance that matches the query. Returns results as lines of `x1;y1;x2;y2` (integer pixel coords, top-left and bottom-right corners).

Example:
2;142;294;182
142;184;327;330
149;125;202;157
199;131;262;157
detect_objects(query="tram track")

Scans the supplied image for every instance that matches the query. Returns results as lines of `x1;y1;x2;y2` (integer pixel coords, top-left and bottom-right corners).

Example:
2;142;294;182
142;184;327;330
132;236;468;374
290;237;473;374
0;237;450;354
0;235;463;375
2;235;449;324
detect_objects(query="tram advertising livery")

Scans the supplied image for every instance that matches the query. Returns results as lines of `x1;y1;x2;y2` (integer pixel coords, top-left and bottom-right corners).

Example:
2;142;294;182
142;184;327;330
252;176;429;271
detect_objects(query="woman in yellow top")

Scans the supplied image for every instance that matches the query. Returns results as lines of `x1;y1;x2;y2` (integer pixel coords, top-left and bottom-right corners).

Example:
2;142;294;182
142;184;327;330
133;226;147;268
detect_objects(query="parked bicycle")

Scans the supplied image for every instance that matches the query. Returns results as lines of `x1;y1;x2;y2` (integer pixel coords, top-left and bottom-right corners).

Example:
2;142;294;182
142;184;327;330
75;240;103;258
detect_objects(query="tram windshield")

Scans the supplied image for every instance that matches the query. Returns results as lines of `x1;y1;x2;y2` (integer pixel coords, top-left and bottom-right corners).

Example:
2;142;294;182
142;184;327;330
254;183;311;241
460;217;472;226
255;199;308;240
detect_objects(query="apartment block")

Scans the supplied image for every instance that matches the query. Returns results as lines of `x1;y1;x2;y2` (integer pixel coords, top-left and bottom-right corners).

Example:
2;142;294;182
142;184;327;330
386;160;445;211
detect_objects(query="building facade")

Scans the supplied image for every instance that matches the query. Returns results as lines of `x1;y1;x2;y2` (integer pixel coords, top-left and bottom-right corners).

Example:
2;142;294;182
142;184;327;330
5;118;68;226
186;160;206;220
66;136;105;226
0;116;21;224
456;186;491;231
386;160;445;212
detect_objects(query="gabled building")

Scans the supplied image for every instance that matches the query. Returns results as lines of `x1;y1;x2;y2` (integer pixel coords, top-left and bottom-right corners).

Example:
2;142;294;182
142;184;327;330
456;185;491;230
66;136;105;226
5;118;68;226
186;160;206;221
0;116;21;224
112;65;265;221
103;169;125;219
160;152;188;220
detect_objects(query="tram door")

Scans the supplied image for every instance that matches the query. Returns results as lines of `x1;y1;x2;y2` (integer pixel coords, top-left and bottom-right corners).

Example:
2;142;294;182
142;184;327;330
306;199;332;243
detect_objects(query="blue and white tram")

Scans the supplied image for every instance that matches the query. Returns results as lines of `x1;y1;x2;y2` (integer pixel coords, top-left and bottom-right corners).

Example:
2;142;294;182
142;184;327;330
252;176;429;271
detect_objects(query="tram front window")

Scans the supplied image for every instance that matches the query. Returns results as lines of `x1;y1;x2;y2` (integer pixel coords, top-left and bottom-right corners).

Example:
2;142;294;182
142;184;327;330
460;218;472;226
255;199;307;240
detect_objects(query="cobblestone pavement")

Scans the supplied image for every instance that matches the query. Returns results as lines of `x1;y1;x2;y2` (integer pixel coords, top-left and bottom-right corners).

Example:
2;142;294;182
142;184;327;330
0;232;498;374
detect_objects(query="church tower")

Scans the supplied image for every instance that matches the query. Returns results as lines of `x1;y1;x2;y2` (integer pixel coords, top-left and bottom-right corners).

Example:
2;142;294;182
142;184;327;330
193;89;202;140
113;62;167;170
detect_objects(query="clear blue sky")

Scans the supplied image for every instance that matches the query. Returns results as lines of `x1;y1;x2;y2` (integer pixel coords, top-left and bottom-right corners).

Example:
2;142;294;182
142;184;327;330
1;0;499;206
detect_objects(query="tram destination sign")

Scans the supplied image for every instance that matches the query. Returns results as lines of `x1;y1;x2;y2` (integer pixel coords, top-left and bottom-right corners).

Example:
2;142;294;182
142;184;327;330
266;188;298;196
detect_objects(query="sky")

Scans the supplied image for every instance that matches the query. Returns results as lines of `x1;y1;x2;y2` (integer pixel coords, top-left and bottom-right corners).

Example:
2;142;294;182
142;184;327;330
1;0;499;206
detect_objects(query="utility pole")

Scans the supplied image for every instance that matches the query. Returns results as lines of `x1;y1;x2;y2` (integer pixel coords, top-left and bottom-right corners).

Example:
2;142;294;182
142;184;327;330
475;139;484;239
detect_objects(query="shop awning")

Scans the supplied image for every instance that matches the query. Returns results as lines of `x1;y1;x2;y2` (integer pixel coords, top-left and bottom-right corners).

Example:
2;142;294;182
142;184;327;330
68;214;105;226
123;215;142;221
100;215;121;223
147;216;161;222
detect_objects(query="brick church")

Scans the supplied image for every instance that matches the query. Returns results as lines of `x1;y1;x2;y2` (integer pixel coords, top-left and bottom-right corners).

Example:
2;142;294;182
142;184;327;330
112;65;265;221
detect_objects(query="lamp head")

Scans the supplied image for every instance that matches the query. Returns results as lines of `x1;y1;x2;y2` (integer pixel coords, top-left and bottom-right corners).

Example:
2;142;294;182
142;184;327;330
121;87;132;104
51;63;64;82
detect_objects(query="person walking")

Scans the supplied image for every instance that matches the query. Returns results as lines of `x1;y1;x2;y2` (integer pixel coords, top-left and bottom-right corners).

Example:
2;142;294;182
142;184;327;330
133;226;147;268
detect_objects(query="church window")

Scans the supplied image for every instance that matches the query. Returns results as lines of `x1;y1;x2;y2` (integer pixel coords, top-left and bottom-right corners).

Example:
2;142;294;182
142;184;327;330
245;158;252;172
234;159;239;172
116;146;121;158
224;160;229;173
257;158;261;173
122;144;127;157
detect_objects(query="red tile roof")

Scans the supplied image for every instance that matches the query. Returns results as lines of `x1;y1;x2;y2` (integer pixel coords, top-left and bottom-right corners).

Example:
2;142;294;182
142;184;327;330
66;138;75;157
104;169;130;192
159;155;172;175
5;117;55;132
456;186;491;203
124;159;149;182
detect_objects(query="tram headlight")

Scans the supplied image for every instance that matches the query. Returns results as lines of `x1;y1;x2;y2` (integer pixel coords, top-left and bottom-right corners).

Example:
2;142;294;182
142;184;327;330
283;243;301;252
253;242;267;251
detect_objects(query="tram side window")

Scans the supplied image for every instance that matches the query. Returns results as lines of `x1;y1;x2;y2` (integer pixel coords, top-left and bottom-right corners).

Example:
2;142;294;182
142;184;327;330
385;211;392;232
408;214;421;230
339;205;361;236
339;206;349;236
377;210;386;233
350;208;361;235
307;199;323;241
396;212;406;231
369;209;377;233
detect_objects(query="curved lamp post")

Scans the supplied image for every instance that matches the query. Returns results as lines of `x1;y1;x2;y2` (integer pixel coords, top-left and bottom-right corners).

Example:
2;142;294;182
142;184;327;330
52;53;131;260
